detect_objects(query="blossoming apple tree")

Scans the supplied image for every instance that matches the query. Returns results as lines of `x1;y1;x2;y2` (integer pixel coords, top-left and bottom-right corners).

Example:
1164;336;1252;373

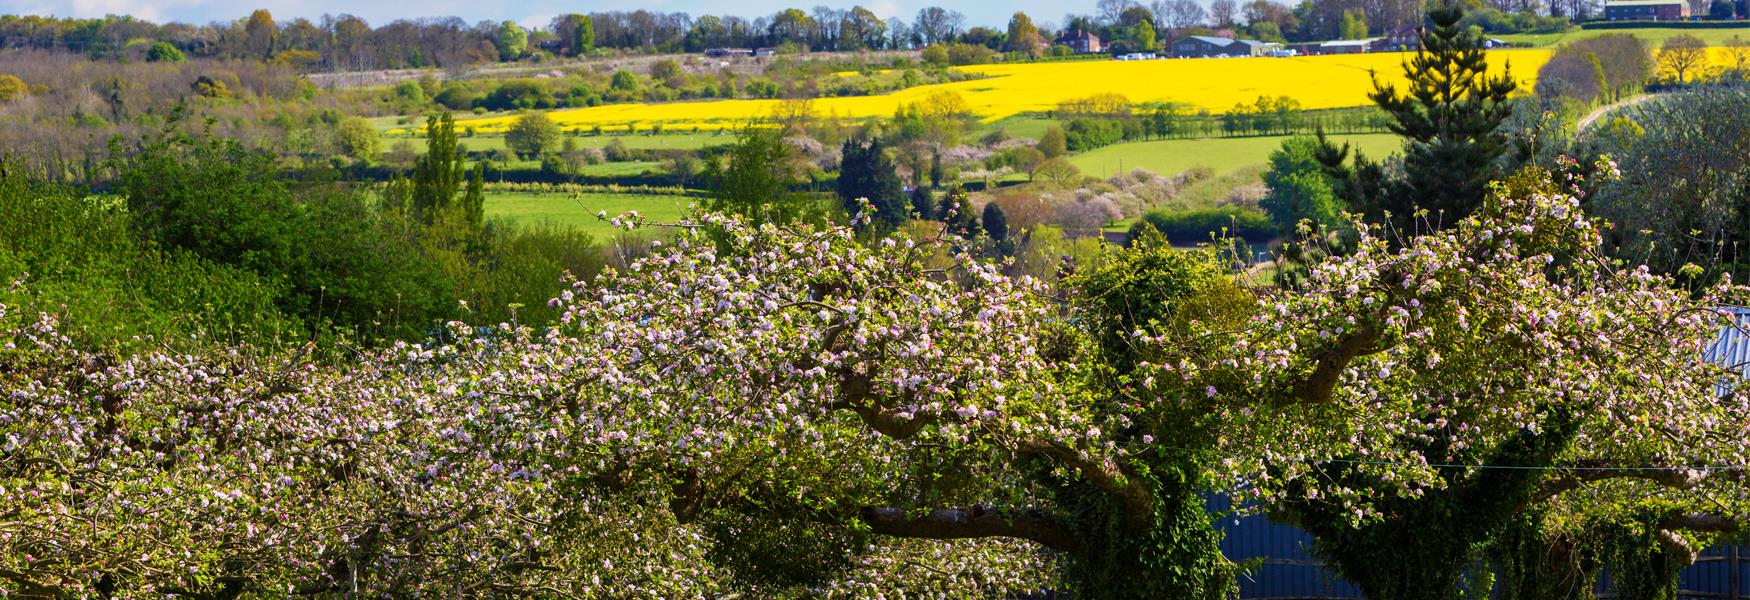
1171;163;1750;597
1;163;1747;597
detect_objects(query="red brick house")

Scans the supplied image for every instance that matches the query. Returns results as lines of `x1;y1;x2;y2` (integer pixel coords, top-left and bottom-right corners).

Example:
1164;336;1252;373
1056;30;1105;54
1370;25;1420;52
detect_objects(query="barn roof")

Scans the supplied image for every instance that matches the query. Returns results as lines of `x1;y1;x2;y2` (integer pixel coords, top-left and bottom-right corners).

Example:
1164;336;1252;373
1705;307;1750;376
1185;35;1236;46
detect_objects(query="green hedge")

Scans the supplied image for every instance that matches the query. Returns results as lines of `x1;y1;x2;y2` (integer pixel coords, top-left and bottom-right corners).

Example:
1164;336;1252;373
1131;207;1276;246
1581;20;1750;29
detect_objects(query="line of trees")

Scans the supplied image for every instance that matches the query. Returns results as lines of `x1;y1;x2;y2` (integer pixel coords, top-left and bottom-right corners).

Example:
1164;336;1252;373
0;0;1595;76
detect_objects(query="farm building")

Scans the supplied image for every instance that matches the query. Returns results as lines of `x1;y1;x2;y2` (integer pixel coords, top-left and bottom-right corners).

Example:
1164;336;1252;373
1172;36;1279;57
1318;39;1377;54
1604;0;1690;20
1056;30;1105;54
703;48;753;58
1231;39;1283;56
1173;35;1235;57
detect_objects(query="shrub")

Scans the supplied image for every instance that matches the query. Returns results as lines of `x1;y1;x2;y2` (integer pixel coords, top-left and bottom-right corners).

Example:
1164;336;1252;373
946;43;998;66
0;171;295;349
147;41;185;63
434;84;481;110
921;45;950;66
481;80;556;111
336;116;381;164
192;75;232;98
1038;125;1068;158
0;75;25;102
611;70;641;91
1064;118;1125;151
392;80;425;103
603;138;635;162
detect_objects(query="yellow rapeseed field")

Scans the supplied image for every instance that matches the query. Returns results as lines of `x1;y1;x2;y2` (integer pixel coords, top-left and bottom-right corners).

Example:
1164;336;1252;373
456;50;1555;133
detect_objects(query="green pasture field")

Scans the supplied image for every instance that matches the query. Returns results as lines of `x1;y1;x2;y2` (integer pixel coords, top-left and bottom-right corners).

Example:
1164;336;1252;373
975;116;1062;141
379;130;733;154
1069;133;1403;178
484;191;695;238
1496;26;1750;48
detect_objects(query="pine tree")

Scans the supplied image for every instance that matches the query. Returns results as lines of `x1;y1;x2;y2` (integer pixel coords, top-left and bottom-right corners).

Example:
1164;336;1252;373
941;185;980;237
836;136;910;233
982;201;1008;242
983;201;1015;257
1361;2;1516;232
930;151;944;189
910;186;937;220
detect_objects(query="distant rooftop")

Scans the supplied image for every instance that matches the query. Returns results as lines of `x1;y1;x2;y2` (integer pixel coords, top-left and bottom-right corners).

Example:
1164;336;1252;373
1186;35;1236;45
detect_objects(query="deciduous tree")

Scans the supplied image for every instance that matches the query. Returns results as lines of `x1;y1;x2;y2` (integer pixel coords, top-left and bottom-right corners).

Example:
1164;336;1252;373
702;125;808;225
335;116;380;164
1006;12;1046;55
504;110;561;159
146;41;184;62
495;20;528;61
1657;34;1708;83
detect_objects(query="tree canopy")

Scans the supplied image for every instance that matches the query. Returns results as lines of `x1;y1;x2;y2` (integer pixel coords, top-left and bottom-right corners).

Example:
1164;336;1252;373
7;158;1749;596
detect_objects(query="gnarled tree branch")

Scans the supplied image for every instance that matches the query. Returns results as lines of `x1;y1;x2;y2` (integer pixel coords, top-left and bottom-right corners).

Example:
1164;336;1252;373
1661;512;1742;533
1293;322;1387;405
1535;460;1735;502
859;505;1081;553
1016;439;1154;529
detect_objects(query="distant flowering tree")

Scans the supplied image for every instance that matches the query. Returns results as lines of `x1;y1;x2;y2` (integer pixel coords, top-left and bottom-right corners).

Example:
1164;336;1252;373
2;162;1747;597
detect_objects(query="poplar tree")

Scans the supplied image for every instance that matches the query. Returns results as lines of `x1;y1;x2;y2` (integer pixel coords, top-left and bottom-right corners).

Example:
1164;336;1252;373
411;112;483;233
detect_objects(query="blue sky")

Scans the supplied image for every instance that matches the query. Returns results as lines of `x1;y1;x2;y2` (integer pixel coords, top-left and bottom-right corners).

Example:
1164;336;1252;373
0;0;1090;31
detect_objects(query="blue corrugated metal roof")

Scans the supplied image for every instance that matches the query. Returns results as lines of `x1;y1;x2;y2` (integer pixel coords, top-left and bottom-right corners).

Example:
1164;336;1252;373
1703;307;1750;378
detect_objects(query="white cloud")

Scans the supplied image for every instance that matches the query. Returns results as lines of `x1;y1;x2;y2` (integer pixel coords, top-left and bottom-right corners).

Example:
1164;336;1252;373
867;0;901;19
519;13;553;31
